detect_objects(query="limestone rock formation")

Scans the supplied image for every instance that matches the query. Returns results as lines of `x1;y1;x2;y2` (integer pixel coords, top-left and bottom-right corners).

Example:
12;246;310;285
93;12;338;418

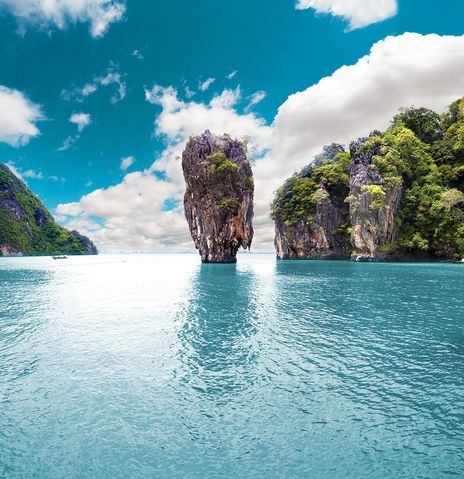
347;136;402;261
272;144;351;260
274;184;348;259
182;130;254;263
272;98;464;262
0;162;98;256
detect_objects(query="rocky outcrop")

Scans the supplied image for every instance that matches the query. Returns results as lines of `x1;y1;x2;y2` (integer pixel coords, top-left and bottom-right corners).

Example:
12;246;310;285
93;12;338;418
348;137;402;261
182;130;254;263
70;231;99;256
0;245;23;256
0;162;98;256
272;99;464;261
274;185;348;259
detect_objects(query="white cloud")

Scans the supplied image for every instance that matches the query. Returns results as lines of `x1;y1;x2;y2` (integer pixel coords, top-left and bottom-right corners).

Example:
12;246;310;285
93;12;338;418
23;169;44;180
245;90;266;112
59;112;92;149
6;162;25;180
57;33;464;251
120;155;135;171
296;0;397;30
199;77;215;92
100;71;126;104
132;49;144;60
62;67;126;104
58;84;271;250
0;0;125;37
0;86;42;146
57;135;75;152
57;172;187;249
70;112;92;132
6;161;59;182
82;84;98;97
184;86;195;99
272;33;464;170
145;84;270;149
56;201;83;216
226;70;238;80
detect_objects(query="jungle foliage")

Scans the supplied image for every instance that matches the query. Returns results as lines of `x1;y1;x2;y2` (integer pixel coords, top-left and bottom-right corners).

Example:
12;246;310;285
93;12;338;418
0;163;95;256
271;97;464;259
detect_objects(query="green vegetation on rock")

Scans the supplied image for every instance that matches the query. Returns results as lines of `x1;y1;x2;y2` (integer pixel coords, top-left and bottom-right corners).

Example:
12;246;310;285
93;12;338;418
0;162;97;256
271;144;350;226
205;149;252;212
272;97;464;260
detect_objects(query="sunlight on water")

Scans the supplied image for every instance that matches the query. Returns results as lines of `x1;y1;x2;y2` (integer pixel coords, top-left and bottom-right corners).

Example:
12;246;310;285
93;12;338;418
1;254;463;478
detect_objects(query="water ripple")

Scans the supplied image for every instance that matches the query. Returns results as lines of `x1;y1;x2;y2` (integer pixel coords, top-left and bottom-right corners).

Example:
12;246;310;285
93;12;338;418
0;255;463;478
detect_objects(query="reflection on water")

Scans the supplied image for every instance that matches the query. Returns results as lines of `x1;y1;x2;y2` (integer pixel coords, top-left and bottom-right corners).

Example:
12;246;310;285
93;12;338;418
0;255;463;479
176;262;259;397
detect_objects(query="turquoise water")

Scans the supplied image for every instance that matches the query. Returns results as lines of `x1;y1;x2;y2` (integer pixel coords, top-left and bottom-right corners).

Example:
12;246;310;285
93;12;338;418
0;254;463;478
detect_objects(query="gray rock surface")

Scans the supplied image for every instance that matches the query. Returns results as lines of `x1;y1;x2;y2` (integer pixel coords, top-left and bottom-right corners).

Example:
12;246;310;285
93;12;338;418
275;184;348;259
182;130;254;263
348;137;402;261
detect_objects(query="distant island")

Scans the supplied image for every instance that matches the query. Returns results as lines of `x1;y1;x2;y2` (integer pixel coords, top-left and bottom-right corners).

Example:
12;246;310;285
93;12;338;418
271;98;464;261
0;162;97;257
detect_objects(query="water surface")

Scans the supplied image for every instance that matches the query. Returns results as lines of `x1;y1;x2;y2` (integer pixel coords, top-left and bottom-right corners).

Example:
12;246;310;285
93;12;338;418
1;254;463;478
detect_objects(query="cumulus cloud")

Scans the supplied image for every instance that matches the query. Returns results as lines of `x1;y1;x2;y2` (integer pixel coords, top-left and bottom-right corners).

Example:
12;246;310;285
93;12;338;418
145;85;270;150
0;0;125;37
120;155;135;171
58;33;464;251
56;201;82;216
70;112;92;132
272;33;464;170
296;0;397;30
57;171;188;249
0;86;42;146
61;67;126;104
58;84;271;250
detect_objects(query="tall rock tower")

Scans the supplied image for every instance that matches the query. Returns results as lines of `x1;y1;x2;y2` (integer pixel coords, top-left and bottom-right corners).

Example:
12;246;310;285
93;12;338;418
182;130;254;263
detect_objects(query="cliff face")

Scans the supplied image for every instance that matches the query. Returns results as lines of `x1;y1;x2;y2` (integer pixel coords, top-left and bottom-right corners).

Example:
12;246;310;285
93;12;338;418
274;185;348;259
182;130;254;263
272;99;464;261
348;137;402;261
0;162;97;256
272;144;351;260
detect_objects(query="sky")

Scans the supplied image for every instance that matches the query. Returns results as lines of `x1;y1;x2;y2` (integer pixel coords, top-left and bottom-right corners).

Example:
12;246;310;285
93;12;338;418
1;0;464;252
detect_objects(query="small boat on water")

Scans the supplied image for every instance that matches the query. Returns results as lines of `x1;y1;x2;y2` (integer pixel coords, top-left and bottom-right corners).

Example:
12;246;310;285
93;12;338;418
53;256;68;260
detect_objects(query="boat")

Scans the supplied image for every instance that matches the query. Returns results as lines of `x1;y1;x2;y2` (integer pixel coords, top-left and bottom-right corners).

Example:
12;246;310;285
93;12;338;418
53;255;68;260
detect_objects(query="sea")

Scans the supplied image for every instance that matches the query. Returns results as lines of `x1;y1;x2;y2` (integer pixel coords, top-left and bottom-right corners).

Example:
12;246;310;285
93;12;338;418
0;254;463;478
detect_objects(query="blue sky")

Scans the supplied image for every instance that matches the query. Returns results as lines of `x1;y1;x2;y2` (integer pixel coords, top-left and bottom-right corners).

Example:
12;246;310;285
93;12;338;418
1;0;464;250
